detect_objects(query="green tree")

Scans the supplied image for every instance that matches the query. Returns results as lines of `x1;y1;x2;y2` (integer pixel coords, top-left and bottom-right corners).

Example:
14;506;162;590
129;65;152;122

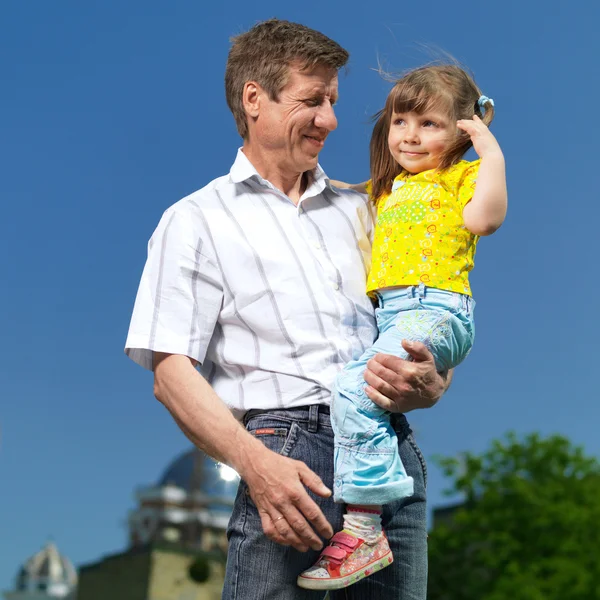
428;432;600;600
188;555;211;584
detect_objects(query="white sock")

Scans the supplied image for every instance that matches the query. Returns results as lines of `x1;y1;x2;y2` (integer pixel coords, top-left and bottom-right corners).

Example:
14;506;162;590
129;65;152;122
343;505;382;543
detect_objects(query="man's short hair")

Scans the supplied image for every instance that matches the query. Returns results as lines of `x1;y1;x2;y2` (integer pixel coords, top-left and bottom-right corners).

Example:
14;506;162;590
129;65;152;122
225;19;349;139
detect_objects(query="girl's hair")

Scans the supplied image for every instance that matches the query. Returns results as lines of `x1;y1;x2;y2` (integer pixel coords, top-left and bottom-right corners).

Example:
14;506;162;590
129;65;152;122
370;64;495;202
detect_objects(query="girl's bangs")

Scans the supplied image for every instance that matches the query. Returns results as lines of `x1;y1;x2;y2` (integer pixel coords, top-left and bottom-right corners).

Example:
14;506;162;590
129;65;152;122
389;81;453;117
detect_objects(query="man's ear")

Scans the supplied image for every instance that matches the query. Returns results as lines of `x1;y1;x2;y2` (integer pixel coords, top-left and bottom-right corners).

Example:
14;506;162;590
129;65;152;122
242;81;262;119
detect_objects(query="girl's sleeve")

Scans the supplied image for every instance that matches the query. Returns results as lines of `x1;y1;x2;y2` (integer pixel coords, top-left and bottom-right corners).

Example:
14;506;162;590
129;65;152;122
456;160;481;209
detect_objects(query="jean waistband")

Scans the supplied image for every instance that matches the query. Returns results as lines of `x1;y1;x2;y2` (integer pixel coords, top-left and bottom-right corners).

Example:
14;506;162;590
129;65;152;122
376;283;458;302
243;404;330;433
375;284;473;312
243;403;409;433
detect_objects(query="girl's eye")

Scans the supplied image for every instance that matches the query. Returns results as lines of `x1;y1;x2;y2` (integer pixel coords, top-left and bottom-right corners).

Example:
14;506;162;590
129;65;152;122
423;120;439;128
393;118;405;125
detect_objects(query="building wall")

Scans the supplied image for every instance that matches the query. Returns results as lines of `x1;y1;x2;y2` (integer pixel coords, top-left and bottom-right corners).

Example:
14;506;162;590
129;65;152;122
77;545;225;600
4;593;76;600
148;549;224;600
76;551;151;600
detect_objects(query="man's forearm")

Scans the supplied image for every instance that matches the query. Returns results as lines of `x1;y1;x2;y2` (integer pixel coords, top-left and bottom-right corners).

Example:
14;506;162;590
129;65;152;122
152;352;334;551
153;353;265;477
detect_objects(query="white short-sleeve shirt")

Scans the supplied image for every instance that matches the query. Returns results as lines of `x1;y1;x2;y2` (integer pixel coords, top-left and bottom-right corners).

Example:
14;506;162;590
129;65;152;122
125;149;377;418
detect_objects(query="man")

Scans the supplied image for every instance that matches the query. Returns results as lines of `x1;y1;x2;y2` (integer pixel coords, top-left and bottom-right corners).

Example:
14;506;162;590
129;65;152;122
126;19;450;599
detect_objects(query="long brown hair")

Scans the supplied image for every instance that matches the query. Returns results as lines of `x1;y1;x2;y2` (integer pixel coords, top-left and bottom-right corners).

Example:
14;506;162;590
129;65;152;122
370;64;495;202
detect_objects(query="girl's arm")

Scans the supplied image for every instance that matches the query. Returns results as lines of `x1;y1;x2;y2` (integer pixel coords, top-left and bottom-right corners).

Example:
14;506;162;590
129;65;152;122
330;179;369;194
458;115;507;236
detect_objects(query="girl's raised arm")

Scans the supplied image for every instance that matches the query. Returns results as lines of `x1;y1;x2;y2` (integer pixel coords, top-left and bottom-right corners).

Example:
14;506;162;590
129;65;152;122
459;115;507;236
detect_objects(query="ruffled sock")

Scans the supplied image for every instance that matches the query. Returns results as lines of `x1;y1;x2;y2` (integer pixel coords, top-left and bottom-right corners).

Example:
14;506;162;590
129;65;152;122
342;505;383;543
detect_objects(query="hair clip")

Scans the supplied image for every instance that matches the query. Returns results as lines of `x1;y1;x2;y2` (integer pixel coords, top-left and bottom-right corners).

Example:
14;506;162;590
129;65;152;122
477;95;494;114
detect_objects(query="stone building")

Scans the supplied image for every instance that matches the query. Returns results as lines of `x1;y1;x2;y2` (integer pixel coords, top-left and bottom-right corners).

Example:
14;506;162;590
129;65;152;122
2;542;77;600
127;447;238;551
76;448;239;600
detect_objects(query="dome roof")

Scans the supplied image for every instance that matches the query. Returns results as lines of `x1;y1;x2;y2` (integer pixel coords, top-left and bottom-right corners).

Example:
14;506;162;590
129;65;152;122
158;448;239;510
15;542;77;597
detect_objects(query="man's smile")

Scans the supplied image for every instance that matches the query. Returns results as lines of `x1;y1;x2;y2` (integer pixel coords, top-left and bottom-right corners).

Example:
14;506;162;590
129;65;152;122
305;134;326;147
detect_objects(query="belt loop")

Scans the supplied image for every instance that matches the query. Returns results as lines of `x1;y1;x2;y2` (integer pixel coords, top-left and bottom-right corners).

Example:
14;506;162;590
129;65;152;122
308;404;319;432
418;282;426;298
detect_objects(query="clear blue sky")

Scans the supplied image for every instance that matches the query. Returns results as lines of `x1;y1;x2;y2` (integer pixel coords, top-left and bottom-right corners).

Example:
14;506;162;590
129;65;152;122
2;0;598;590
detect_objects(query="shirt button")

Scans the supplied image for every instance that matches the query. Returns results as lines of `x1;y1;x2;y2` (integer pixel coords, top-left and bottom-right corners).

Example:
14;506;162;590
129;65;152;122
333;283;340;291
346;327;355;336
313;241;321;250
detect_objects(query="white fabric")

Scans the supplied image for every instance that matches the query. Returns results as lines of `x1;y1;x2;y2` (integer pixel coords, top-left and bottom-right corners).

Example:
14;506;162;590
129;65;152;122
125;149;377;418
344;510;382;543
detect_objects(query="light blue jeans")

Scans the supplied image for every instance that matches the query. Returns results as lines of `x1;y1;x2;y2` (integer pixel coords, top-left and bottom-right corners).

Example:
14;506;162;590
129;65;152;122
332;284;475;505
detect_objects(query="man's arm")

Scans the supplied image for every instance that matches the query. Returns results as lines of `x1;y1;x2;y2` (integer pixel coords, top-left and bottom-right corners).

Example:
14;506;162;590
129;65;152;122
365;340;452;412
153;352;333;552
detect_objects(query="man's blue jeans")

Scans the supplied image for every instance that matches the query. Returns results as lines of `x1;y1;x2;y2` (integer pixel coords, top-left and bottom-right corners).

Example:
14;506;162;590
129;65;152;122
223;405;428;599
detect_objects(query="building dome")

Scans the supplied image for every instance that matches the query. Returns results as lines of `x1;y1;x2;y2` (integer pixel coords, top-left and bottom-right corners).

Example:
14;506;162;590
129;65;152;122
127;448;239;549
158;448;239;511
11;542;77;598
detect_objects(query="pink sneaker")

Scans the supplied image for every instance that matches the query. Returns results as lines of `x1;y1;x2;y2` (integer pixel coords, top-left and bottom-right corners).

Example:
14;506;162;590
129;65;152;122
297;530;393;590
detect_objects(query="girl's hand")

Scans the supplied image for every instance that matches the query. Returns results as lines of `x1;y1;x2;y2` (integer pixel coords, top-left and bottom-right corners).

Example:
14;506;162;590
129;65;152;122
330;180;368;194
456;115;502;159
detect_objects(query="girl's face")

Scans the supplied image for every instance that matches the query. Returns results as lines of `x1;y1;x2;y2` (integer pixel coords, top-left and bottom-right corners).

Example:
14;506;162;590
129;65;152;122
388;109;457;174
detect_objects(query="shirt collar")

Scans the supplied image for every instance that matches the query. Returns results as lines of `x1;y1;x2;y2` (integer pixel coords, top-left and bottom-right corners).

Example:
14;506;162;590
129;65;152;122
229;148;333;198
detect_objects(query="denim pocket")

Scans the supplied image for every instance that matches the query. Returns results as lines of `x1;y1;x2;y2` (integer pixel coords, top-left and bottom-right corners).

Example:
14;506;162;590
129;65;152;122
248;423;299;457
244;423;299;501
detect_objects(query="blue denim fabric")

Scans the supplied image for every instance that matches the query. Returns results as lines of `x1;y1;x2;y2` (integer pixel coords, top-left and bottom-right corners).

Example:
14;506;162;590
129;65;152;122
333;285;475;505
223;405;428;599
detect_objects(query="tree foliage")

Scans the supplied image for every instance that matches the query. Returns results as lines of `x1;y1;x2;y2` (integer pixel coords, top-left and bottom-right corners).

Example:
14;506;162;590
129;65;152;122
428;432;600;600
188;555;211;584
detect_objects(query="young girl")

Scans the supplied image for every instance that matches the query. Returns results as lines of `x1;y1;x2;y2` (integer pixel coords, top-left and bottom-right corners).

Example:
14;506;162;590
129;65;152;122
297;64;507;591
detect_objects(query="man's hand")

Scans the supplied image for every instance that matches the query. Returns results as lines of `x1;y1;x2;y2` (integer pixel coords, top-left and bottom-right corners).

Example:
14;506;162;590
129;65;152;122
364;339;451;412
240;443;334;552
153;353;334;552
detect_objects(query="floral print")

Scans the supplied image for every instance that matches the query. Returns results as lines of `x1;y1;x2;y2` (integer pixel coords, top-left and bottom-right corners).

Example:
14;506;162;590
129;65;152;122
367;160;480;296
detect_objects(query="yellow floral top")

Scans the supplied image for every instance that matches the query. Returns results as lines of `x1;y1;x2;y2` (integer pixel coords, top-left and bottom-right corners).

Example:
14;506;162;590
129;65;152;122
367;160;480;296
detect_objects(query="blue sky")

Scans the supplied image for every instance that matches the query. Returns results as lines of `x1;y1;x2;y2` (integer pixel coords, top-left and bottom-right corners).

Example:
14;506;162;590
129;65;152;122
2;0;598;590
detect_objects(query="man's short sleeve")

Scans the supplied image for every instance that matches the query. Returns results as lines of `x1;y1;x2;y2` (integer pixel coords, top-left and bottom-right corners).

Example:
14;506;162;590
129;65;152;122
125;205;223;371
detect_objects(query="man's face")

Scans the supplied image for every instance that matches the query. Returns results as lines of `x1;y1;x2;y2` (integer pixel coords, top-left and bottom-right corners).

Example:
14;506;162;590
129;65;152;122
252;63;339;175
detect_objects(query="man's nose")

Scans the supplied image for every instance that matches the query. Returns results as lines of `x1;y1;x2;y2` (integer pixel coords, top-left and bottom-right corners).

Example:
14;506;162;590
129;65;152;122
315;102;338;132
